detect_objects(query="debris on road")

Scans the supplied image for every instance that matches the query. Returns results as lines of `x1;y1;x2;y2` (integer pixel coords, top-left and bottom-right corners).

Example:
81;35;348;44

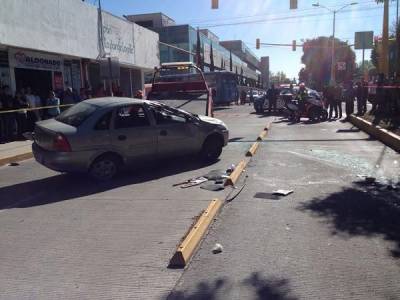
180;177;208;189
253;192;281;200
200;183;225;191
212;243;223;254
8;162;20;166
204;169;229;181
272;189;294;196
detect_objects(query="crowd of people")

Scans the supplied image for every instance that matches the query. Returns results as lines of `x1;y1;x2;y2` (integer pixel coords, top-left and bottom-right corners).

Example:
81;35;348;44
0;83;143;143
0;85;89;143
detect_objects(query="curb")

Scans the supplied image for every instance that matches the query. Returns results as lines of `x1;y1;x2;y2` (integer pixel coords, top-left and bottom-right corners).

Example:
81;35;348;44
349;115;400;152
0;151;33;167
224;159;248;186
169;198;223;268
257;129;268;141
246;141;260;157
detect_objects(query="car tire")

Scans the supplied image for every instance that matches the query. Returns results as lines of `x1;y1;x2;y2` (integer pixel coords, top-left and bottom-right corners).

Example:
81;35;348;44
320;110;328;121
200;135;223;162
89;154;121;181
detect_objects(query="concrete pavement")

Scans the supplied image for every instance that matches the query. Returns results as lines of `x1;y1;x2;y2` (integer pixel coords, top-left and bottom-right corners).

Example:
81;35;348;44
168;117;400;300
0;105;269;299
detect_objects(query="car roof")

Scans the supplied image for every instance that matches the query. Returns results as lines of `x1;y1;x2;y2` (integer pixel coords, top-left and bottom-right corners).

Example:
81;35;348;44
83;97;151;108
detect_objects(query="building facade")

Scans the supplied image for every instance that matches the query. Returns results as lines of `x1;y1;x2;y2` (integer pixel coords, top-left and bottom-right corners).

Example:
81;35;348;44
126;13;261;87
0;0;159;98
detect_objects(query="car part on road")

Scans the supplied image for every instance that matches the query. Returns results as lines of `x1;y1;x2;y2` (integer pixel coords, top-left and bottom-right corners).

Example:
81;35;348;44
203;169;229;181
253;192;282;200
180;177;208;188
212;243;223;254
8;162;20;166
272;189;294;196
200;183;225;191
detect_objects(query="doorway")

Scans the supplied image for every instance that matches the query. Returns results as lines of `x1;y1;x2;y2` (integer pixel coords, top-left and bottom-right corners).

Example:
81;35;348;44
14;68;52;99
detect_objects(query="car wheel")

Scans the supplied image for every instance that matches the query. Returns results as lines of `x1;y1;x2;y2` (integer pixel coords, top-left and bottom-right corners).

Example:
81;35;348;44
200;136;223;162
89;154;121;181
320;110;328;121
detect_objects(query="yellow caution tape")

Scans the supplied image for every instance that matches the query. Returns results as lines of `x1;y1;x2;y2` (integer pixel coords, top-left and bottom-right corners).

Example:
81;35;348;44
0;104;74;114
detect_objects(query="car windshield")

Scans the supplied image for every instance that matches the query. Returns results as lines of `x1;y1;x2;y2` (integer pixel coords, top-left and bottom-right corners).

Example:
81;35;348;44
56;102;98;127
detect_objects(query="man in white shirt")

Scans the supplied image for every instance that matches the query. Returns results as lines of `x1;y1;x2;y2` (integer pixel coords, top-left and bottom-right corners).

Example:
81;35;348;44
25;87;42;131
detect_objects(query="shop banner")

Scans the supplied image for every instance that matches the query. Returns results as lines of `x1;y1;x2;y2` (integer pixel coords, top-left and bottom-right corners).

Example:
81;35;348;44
9;48;63;71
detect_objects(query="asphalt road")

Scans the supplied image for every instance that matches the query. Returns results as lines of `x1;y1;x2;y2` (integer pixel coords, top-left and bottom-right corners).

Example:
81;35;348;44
168;117;400;300
0;105;269;300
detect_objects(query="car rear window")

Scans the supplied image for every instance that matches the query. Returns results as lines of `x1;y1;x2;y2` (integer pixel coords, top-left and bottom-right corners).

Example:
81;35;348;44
56;102;98;127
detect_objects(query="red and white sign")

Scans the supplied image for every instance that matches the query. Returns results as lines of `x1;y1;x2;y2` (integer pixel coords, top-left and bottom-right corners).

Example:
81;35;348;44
337;62;346;71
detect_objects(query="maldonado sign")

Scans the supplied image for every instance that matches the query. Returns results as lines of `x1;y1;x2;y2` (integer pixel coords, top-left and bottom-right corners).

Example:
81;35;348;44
9;48;63;71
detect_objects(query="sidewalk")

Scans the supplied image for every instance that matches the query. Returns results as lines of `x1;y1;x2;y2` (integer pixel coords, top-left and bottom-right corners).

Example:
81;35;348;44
0;140;33;166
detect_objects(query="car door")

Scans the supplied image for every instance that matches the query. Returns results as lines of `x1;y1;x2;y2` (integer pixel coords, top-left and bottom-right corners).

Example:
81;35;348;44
111;104;157;165
151;106;199;158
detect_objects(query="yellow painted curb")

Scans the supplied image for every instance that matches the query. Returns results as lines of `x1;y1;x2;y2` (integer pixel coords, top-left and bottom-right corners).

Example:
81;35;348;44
0;152;33;167
224;159;247;186
169;198;223;268
246;141;260;157
257;130;268;141
349;115;400;152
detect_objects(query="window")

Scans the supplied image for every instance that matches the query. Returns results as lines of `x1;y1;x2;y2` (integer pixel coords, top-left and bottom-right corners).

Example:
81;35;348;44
153;107;187;125
56;102;98;127
94;111;112;130
115;105;150;129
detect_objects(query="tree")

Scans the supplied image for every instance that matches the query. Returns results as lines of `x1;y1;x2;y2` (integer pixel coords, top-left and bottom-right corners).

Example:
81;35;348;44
270;71;291;85
355;60;377;79
300;36;356;90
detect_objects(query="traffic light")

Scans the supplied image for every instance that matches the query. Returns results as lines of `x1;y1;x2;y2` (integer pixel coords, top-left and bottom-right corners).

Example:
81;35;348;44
292;40;296;51
290;0;297;9
212;0;218;9
256;38;260;49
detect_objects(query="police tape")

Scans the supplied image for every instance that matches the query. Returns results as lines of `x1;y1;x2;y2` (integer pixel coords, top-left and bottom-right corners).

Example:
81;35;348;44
0;104;74;115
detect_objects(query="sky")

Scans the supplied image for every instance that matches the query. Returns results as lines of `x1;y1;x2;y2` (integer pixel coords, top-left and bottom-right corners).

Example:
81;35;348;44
99;0;399;79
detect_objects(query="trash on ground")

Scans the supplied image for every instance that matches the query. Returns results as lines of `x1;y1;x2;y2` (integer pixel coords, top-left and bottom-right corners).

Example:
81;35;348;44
272;189;294;196
180;177;208;188
201;183;225;191
173;176;207;187
212;243;223;254
204;169;229;181
8;162;20;166
226;164;236;175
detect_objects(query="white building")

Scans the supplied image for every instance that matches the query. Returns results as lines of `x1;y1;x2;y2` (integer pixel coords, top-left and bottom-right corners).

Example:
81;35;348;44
0;0;159;98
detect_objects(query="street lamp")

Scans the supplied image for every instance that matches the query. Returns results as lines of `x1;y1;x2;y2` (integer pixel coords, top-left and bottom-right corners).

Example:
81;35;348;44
313;2;358;85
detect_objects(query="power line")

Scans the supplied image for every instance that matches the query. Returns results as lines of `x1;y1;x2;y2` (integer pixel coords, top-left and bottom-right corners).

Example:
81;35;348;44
192;5;394;28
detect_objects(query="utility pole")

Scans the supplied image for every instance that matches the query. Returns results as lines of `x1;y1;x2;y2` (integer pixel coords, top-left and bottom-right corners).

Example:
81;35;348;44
381;0;389;77
313;2;358;86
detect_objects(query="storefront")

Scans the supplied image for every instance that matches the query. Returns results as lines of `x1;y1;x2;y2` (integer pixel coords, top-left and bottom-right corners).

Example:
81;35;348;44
8;48;65;99
0;0;160;99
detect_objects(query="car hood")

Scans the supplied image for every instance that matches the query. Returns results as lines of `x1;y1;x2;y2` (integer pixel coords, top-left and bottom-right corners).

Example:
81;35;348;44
198;115;227;127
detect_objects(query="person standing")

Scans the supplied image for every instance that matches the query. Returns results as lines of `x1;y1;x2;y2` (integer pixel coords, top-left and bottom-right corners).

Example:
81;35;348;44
0;85;15;142
324;85;337;120
267;84;278;113
46;91;60;119
356;81;366;115
333;84;343;119
25;87;41;130
13;91;28;139
344;81;354;120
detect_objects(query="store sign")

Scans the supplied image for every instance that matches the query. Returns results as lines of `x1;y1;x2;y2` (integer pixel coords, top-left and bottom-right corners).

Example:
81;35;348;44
102;13;135;64
9;49;63;71
337;62;346;71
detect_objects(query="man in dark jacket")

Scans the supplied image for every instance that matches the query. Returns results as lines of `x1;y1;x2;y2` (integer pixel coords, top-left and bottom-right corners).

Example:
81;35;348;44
267;84;278;113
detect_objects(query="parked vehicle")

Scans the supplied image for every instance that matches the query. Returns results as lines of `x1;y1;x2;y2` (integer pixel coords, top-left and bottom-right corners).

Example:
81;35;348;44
32;98;229;180
285;93;328;122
